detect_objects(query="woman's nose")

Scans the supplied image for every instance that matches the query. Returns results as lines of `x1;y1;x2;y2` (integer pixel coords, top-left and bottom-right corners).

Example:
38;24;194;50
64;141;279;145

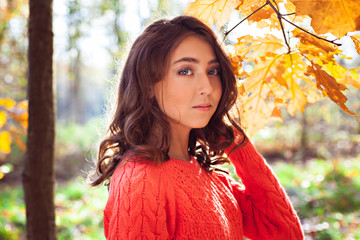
198;73;213;95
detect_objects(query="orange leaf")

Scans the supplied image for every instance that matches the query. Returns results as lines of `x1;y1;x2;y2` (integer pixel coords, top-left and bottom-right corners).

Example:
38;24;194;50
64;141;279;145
248;5;272;22
293;28;339;64
350;34;360;55
291;0;360;38
271;106;282;118
230;54;248;79
0;131;11;154
305;63;359;116
184;0;238;28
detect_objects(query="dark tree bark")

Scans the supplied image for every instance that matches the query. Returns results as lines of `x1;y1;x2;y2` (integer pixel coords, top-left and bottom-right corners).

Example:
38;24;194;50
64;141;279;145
23;0;56;239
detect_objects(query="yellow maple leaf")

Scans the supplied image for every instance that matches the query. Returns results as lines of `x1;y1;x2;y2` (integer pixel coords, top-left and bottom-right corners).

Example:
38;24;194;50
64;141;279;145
236;0;266;15
236;92;281;137
269;53;322;115
235;53;285;136
284;0;295;13
184;0;238;28
256;11;281;30
305;63;359;116
0;131;11;154
323;62;360;89
0;99;16;110
0;112;6;129
275;54;310;115
350;34;360;55
291;0;360;38
232;34;285;62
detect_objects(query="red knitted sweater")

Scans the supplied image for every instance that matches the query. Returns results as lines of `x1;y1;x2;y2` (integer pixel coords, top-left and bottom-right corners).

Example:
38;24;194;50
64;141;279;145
103;141;304;239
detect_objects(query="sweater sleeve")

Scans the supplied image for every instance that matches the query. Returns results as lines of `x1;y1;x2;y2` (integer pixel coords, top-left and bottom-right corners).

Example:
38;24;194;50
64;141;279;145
224;139;304;240
103;161;175;240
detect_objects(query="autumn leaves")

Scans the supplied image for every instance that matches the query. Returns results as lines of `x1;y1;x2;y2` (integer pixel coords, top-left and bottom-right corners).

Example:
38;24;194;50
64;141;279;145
0;99;27;157
185;0;360;136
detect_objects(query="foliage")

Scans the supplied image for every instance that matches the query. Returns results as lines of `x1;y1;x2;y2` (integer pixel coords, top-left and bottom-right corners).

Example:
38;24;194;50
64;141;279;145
0;0;29;100
1;116;102;183
273;157;360;239
55;181;107;239
0;99;28;153
185;0;360;136
55;117;103;180
56;117;103;153
0;185;25;239
0;99;27;179
251;89;360;162
0;181;107;240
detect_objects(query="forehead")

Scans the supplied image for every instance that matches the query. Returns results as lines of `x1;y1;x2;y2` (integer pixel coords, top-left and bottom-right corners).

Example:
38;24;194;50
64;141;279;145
170;35;216;62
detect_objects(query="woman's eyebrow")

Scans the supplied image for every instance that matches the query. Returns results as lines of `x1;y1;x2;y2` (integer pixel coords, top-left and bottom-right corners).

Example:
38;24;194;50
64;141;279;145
173;57;218;65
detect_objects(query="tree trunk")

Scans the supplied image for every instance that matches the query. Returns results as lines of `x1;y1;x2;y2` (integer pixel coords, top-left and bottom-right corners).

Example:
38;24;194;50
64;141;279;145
23;0;56;239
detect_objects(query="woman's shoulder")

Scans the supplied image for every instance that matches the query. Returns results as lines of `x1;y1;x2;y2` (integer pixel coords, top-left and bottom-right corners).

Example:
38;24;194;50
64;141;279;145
111;156;164;184
107;156;174;204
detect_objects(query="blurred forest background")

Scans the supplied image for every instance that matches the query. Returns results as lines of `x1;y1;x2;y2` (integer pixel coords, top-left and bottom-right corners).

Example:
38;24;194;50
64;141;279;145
0;0;360;239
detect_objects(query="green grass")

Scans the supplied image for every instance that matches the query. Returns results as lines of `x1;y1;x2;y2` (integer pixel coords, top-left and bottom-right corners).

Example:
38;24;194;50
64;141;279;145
0;186;25;239
272;156;360;240
0;180;107;240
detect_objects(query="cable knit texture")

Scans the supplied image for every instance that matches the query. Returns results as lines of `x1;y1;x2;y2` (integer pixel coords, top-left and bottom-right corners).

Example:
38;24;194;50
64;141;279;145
103;140;304;240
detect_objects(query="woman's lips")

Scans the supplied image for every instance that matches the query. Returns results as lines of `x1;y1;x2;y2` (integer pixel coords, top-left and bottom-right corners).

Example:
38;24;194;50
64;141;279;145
193;104;212;111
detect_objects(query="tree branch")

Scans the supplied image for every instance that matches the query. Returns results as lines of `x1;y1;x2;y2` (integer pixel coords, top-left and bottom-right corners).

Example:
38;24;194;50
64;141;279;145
282;12;295;16
281;17;341;46
223;0;341;49
268;0;291;53
223;2;268;41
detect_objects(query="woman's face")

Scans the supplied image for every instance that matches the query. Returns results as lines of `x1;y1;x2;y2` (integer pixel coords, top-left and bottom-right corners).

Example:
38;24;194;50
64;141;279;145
154;35;222;132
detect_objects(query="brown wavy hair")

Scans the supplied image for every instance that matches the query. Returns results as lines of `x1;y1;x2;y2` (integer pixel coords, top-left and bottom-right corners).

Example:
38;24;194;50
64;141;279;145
91;15;245;186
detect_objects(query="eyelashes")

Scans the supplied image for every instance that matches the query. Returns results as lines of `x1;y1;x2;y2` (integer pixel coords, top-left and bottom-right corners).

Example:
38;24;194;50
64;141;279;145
177;67;221;76
178;68;193;76
208;68;220;76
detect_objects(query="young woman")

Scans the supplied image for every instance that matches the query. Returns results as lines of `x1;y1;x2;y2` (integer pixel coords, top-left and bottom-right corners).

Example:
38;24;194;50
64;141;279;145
91;15;304;240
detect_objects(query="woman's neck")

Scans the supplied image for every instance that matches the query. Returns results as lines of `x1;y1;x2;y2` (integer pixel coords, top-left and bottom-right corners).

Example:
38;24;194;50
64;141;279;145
146;123;191;161
168;123;191;161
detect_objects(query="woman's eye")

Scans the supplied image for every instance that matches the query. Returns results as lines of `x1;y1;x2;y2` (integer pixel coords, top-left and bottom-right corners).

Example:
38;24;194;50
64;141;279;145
178;68;193;76
208;68;220;76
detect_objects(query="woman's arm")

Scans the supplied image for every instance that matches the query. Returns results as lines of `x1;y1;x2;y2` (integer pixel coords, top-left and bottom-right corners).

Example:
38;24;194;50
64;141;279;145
224;136;304;240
